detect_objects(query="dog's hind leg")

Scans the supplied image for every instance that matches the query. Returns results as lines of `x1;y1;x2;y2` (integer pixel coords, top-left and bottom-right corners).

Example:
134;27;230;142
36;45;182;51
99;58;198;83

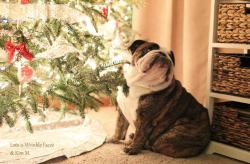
151;118;210;158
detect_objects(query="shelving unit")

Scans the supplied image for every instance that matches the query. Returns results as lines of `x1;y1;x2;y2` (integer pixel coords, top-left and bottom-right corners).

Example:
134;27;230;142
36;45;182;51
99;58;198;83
206;0;250;163
211;43;250;49
210;92;250;104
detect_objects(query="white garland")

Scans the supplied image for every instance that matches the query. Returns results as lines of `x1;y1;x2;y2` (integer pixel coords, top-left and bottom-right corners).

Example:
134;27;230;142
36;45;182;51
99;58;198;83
0;2;97;35
0;2;122;60
0;37;80;62
35;36;80;59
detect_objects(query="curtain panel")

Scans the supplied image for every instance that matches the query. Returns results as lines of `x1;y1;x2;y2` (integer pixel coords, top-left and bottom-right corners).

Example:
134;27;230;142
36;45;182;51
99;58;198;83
132;0;211;105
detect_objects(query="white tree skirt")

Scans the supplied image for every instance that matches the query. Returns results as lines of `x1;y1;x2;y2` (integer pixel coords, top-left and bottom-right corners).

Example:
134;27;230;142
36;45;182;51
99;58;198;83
0;112;107;164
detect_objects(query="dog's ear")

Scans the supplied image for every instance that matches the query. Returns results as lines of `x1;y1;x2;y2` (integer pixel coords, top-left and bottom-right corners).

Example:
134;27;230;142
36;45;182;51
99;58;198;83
169;51;175;65
128;40;146;54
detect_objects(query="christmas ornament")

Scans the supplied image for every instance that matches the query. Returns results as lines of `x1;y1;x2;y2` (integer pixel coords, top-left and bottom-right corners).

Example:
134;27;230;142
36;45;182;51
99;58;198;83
18;64;34;83
102;6;109;18
21;0;30;4
4;41;33;63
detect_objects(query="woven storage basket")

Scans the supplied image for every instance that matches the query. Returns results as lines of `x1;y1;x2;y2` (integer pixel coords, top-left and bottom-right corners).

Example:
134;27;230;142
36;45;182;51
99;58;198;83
217;2;250;43
211;102;250;150
212;53;250;97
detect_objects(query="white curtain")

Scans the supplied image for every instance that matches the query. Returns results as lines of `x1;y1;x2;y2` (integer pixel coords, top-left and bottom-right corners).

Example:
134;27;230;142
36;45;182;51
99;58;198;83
132;0;211;105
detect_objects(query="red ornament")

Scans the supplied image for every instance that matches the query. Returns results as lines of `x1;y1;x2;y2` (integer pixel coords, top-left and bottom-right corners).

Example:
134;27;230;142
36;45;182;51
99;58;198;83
4;41;15;63
21;0;29;4
4;41;33;63
15;43;33;61
102;6;109;18
18;64;33;83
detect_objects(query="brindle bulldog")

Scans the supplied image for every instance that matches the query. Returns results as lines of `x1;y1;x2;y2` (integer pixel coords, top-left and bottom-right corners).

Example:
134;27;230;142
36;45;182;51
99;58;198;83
108;40;211;158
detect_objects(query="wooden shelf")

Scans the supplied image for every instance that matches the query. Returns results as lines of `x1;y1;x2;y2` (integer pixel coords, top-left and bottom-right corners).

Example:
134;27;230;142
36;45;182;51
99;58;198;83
206;141;250;163
209;92;250;104
211;43;250;49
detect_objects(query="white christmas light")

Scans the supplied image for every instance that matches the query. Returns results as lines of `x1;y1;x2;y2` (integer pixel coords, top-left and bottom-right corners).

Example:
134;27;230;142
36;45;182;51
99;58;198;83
119;0;127;6
22;83;29;89
85;59;97;70
34;77;45;84
0;67;6;71
41;87;47;93
78;54;85;61
65;73;71;79
0;82;9;89
112;32;122;47
112;54;123;62
124;16;129;20
55;74;60;80
38;0;43;4
98;19;116;39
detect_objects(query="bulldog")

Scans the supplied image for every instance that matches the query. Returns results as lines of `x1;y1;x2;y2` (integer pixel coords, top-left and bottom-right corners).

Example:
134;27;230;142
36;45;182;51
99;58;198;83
108;40;211;158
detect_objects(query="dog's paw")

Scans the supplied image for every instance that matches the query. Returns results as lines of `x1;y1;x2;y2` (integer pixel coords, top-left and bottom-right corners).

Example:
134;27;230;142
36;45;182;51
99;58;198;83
124;139;133;146
123;145;141;155
105;136;121;144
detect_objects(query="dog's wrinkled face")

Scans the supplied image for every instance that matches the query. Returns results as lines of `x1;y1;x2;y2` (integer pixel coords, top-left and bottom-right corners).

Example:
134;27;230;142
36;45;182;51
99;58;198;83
123;40;175;89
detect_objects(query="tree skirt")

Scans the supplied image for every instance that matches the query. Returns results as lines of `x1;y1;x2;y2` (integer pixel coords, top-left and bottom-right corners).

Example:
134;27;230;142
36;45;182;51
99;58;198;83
0;112;107;164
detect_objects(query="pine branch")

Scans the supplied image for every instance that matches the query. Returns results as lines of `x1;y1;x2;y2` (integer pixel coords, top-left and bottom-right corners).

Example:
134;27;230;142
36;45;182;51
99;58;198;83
37;108;46;122
3;114;15;127
28;93;38;113
79;98;86;118
13;30;29;44
0;34;11;48
62;23;83;49
30;20;40;33
85;94;101;111
43;25;54;46
48;90;80;106
20;108;33;133
59;101;66;120
42;93;49;110
0;69;20;85
49;19;62;37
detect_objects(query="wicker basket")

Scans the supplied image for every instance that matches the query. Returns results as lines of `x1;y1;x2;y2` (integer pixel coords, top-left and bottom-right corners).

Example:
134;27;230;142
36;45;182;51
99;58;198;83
217;2;250;43
211;102;250;150
212;53;250;97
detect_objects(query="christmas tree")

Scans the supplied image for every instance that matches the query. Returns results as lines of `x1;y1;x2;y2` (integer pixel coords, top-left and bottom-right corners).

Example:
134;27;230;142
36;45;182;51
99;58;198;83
0;0;135;132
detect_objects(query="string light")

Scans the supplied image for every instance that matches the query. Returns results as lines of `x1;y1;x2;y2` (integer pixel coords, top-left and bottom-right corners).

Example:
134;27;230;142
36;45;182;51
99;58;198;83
85;59;97;70
0;67;6;71
119;0;127;6
0;82;9;89
124;16;129;20
34;77;45;84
